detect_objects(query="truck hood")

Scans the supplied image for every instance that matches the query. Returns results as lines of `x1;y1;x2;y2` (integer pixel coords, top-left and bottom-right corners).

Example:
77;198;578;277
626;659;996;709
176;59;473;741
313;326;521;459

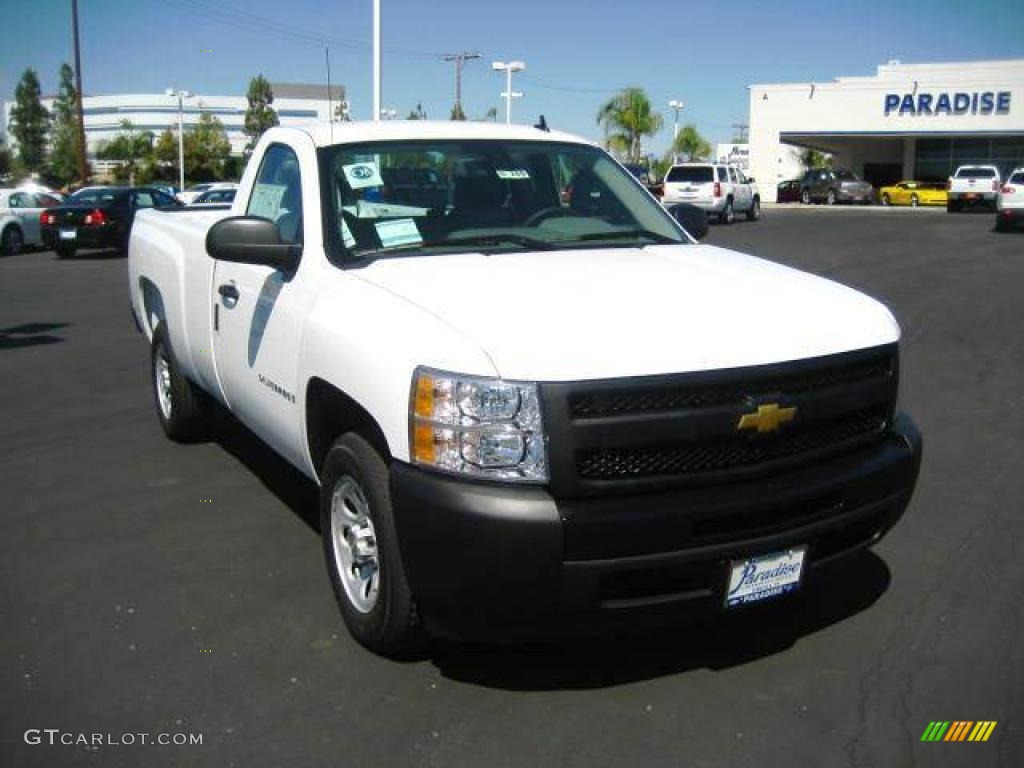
353;244;900;381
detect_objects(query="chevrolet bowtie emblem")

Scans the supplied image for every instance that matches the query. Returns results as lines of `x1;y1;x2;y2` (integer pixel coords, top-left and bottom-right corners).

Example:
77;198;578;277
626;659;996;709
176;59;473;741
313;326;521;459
737;403;797;433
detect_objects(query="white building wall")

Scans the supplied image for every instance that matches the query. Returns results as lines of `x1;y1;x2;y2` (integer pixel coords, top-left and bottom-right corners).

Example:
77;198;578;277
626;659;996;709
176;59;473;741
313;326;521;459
749;59;1024;201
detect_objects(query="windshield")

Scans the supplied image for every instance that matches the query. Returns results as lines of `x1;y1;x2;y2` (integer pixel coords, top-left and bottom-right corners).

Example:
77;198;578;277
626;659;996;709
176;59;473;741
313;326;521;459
666;166;713;183
834;170;858;181
1010;172;1024;185
68;188;125;205
321;140;686;260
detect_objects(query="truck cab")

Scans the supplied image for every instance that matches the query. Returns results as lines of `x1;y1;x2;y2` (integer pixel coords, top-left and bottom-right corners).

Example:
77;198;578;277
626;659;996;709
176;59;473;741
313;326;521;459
129;121;921;655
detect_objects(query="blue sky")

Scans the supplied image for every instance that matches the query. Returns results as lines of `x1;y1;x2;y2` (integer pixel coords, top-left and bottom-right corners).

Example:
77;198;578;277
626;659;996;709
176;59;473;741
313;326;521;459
3;0;1023;154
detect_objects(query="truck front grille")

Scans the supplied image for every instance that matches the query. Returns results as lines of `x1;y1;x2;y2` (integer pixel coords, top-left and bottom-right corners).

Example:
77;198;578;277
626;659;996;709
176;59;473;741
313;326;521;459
540;344;899;497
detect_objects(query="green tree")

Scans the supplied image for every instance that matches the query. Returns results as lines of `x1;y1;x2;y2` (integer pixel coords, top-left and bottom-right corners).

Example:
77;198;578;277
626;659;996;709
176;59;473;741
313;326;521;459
48;63;83;186
450;102;467;121
671;123;712;162
97;119;153;185
0;141;12;179
596;87;663;164
185;112;232;181
801;148;832;169
243;75;279;155
407;102;427;120
9;68;50;173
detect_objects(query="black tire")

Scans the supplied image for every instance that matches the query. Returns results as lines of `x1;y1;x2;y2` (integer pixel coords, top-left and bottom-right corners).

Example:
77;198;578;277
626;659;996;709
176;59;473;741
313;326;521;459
320;433;423;657
881;193;890;206
826;189;838;206
746;196;761;221
150;324;209;442
55;245;76;259
994;215;1008;233
800;188;811;205
718;199;734;225
947;200;959;213
1;224;24;256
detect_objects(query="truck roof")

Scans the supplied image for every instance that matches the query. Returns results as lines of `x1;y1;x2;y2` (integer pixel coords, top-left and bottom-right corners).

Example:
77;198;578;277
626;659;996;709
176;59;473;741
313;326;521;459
288;120;595;149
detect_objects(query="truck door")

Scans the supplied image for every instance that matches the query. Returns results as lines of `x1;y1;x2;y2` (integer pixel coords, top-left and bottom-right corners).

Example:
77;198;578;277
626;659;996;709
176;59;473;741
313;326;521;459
211;143;311;469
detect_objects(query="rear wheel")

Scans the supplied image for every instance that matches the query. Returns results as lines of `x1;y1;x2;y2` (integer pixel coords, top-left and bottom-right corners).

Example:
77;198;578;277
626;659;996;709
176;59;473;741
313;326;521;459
1;225;23;256
746;196;761;221
910;194;919;207
826;189;838;206
800;188;811;205
881;193;890;206
718;199;734;225
947;199;960;213
320;433;423;657
150;325;209;442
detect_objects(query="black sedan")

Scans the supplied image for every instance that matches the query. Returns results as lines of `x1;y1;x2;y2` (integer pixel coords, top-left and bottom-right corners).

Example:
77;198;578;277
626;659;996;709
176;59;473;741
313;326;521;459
41;186;182;258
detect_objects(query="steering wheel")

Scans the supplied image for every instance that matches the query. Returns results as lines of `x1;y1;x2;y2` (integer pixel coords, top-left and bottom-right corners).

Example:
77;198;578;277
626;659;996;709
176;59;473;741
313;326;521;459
524;206;575;227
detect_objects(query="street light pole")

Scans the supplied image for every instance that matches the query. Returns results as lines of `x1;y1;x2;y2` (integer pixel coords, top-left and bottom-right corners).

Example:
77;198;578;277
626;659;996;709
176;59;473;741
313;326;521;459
166;88;191;191
491;61;525;124
372;0;381;120
668;99;684;163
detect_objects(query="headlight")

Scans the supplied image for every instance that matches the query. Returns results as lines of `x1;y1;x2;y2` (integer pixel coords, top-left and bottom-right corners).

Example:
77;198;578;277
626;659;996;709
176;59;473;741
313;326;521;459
409;367;547;482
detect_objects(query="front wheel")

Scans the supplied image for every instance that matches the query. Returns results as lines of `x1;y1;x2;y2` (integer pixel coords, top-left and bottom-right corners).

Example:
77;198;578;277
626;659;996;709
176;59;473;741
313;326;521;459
1;225;24;256
910;194;919;207
746;197;761;221
947;200;959;213
800;188;811;205
150;325;209;442
320;433;423;657
881;193;890;206
826;189;838;205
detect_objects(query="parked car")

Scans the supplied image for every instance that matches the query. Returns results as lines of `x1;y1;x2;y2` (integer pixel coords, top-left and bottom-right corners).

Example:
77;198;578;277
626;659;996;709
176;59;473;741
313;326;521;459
947;165;1000;212
189;187;237;206
878;181;947;207
995;168;1024;232
661;162;760;223
800;168;873;205
0;188;63;255
622;163;663;198
776;179;802;203
129;121;920;655
41;186;182;258
177;182;237;205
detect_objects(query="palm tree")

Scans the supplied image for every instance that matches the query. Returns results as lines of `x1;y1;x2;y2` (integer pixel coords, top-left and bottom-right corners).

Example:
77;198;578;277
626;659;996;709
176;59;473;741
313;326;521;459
671;124;712;163
596;88;663;164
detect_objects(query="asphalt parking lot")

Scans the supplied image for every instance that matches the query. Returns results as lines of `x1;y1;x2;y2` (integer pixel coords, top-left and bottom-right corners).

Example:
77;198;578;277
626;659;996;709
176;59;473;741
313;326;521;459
2;209;1021;768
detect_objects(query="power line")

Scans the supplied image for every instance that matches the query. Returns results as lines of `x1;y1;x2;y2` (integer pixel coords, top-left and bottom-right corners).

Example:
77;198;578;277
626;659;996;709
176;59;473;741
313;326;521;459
442;52;480;116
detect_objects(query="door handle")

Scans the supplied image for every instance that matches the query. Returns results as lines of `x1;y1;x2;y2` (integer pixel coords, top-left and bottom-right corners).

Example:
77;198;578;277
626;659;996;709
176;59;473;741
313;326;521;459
218;284;239;302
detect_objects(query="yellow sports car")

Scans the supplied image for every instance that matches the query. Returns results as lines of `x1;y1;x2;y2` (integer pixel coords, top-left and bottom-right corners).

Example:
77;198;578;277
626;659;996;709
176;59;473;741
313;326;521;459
879;181;948;207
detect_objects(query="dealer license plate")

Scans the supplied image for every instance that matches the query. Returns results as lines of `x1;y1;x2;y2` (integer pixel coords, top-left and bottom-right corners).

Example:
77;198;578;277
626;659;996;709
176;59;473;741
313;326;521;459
725;547;806;608
60;228;76;240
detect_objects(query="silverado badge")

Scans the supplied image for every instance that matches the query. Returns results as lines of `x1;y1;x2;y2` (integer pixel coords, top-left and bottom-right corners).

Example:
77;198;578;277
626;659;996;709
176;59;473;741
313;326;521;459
737;403;797;433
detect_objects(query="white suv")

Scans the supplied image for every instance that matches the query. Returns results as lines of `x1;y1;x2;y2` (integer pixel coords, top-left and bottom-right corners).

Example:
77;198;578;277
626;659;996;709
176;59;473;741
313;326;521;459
661;163;760;224
995;168;1024;232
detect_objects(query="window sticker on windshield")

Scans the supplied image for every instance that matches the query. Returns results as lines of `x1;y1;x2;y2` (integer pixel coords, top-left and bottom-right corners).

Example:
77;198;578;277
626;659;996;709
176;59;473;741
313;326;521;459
343;162;384;189
496;169;530;180
248;183;287;219
340;218;356;248
374;218;422;249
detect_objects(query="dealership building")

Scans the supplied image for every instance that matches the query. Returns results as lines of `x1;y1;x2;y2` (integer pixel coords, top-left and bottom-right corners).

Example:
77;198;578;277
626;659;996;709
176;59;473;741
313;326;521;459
2;82;345;160
748;59;1024;201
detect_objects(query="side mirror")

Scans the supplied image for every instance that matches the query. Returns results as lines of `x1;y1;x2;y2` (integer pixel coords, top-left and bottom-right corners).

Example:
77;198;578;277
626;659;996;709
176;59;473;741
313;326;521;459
206;216;301;271
746;176;756;182
667;203;709;241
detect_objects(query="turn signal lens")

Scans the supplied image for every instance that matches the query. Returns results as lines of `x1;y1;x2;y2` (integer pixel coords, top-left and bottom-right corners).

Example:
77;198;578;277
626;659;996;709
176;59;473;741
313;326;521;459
40;212;56;226
409;367;546;482
83;208;107;225
1001;185;1015;194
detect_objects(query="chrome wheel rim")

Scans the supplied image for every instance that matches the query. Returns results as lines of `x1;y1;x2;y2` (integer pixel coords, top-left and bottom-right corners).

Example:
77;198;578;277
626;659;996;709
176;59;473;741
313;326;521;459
330;476;380;613
155;349;173;419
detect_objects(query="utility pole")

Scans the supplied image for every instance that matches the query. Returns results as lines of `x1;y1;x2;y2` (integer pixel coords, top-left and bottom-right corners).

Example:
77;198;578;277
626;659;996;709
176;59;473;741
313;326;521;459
491;61;525;124
732;123;749;143
71;0;88;182
443;51;480;119
372;0;381;120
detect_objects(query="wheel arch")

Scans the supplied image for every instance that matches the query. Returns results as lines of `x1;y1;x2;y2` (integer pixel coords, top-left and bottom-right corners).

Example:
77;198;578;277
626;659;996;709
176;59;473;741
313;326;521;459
306;377;392;480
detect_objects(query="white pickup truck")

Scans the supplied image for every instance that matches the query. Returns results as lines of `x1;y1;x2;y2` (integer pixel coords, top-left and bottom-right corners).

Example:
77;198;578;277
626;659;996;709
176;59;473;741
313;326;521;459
129;121;921;655
947;164;1001;211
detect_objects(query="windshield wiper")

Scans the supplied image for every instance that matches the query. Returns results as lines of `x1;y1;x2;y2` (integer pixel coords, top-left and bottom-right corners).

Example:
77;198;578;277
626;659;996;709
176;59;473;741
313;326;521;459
576;228;680;245
354;231;555;259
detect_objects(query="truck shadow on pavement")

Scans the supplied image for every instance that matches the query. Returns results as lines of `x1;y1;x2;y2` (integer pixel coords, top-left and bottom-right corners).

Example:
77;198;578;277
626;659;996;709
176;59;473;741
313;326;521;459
53;248;126;260
201;403;892;690
0;322;68;350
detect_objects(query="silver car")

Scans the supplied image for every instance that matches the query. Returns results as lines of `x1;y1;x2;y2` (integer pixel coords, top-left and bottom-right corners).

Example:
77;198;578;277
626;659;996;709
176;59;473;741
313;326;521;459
800;168;873;205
